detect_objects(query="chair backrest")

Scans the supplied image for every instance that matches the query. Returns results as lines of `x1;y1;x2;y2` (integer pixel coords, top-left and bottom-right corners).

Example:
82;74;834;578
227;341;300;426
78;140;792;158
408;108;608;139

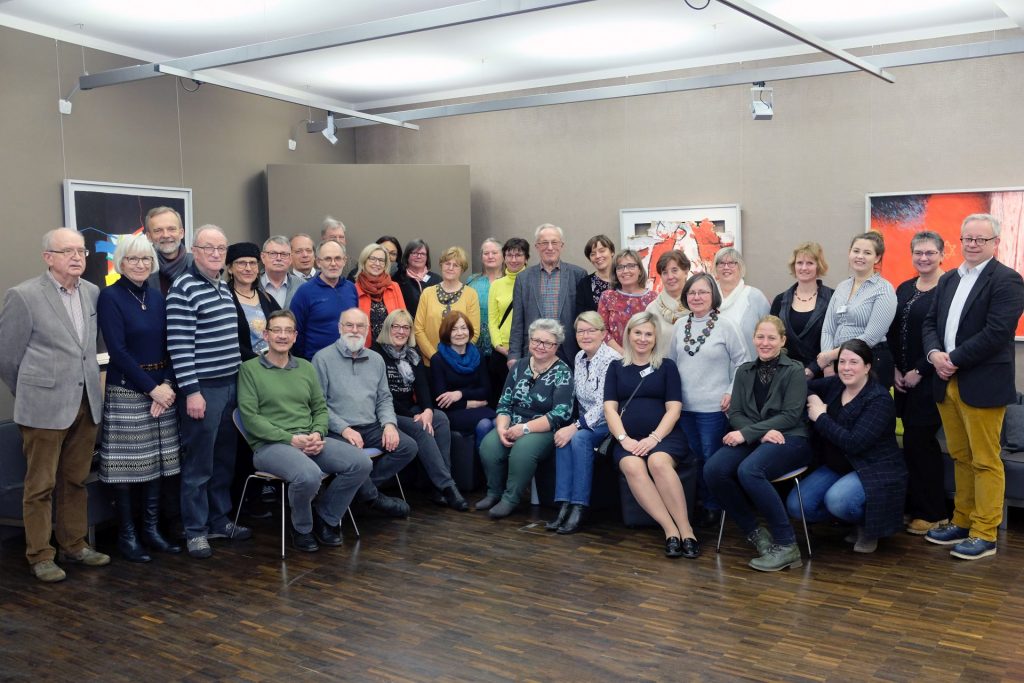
231;409;249;440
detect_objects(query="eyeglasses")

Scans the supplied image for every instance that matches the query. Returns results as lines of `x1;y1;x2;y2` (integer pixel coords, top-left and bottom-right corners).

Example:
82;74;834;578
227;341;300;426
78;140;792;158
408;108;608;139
391;324;412;332
341;322;368;331
233;260;259;270
408;251;427;258
536;241;562;249
267;327;295;335
124;256;154;266
688;290;712;297
47;248;89;257
615;263;639;272
194;245;228;255
961;236;996;246
912;250;940;258
716;261;739;268
366;256;387;264
319;256;346;264
530;338;557;350
263;251;291;260
576;327;601;336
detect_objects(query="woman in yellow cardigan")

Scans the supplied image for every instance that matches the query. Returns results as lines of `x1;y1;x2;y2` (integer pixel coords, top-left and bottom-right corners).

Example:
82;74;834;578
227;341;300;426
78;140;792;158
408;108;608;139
487;238;529;404
414;246;480;366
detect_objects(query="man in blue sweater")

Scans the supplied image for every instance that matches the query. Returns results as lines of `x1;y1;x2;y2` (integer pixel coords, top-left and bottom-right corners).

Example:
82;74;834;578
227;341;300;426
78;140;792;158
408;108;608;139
167;224;249;559
289;239;358;360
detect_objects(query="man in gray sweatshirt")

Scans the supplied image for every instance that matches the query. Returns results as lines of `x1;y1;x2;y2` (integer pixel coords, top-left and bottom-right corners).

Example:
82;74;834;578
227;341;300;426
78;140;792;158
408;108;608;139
313;308;417;517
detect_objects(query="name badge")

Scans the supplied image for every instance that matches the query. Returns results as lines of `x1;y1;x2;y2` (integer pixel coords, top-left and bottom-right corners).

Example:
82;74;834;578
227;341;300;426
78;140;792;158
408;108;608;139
837;305;848;316
639;367;654;378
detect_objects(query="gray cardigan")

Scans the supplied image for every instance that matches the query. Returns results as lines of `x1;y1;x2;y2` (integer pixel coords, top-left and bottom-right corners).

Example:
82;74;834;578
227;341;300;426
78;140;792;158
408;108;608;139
312;342;397;434
728;353;809;443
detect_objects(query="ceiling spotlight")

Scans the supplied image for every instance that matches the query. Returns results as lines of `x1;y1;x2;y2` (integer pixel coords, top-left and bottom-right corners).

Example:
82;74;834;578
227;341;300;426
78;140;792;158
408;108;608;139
322;113;338;145
751;82;773;121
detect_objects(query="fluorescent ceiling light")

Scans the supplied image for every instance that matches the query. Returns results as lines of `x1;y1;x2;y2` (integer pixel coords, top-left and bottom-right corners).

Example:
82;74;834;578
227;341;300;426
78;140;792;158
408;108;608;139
767;0;971;25
324;56;473;89
516;21;689;59
92;0;281;23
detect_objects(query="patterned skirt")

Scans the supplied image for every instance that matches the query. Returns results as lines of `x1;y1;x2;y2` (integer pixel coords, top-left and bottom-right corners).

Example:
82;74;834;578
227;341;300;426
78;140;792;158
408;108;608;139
100;384;181;483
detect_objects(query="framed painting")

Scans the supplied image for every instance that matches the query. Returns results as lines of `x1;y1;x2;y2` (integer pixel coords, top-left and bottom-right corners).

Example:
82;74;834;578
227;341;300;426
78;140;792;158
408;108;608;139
619;204;741;293
866;188;1024;340
63;179;193;292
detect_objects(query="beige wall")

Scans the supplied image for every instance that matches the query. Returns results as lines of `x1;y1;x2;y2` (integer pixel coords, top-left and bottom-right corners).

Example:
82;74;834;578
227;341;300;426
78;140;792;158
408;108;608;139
354;47;1024;388
0;26;354;418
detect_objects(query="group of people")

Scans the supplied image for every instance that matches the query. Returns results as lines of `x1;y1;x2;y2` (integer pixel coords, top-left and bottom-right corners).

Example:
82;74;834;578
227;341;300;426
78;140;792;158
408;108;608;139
1;210;1021;583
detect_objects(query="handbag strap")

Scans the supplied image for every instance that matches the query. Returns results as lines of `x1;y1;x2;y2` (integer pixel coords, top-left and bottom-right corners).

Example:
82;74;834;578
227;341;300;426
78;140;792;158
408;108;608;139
499;301;514;328
618;374;646;417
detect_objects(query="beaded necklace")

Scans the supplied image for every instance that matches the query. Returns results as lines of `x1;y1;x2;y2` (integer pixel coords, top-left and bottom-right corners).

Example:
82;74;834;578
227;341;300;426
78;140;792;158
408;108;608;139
682;309;719;356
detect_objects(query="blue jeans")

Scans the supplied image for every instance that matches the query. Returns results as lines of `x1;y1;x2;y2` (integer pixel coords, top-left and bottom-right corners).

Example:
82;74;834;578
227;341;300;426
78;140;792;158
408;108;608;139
178;376;238;539
704;436;811;546
253;440;373;533
786;466;866;525
680;410;730;510
554;424;609;505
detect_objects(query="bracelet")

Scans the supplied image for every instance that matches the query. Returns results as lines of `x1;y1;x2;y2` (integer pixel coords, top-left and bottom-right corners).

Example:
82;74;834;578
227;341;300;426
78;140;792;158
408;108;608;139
649;432;662;443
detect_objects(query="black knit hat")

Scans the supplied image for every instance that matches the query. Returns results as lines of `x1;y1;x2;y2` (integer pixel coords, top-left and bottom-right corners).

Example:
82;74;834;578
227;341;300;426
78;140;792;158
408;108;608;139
226;242;261;264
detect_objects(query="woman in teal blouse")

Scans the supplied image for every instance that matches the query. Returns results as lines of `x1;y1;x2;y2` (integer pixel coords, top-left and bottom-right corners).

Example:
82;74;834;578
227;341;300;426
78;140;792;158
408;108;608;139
476;318;574;519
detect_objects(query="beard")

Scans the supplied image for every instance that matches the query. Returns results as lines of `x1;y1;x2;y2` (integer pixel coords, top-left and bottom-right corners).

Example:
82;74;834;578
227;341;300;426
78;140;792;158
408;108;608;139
342;333;364;354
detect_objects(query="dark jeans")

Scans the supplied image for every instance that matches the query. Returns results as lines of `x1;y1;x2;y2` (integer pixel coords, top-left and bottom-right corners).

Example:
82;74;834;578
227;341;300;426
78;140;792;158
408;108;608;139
680;410;730;511
395;412;455;491
903;423;947;522
178;376;237;540
705;436;811;546
328;423;417;502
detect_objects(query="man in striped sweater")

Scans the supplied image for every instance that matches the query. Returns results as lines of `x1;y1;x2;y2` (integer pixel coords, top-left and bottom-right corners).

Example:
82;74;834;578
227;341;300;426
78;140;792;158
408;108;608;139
167;224;249;559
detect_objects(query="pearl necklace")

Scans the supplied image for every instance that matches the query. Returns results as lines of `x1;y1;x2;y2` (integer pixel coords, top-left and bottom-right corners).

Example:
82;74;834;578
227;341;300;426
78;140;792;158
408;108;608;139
682;309;719;356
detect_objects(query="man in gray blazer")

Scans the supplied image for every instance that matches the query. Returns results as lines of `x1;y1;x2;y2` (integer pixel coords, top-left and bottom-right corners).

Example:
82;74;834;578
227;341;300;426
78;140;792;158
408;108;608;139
508;223;587;364
260;235;304;308
0;228;110;582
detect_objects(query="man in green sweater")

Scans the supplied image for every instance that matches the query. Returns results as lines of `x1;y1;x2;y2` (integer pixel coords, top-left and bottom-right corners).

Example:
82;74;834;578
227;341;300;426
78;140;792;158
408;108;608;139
237;310;372;552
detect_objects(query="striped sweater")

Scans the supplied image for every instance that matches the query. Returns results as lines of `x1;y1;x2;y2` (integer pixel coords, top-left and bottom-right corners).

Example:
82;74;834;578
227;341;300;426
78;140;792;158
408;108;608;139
166;264;241;394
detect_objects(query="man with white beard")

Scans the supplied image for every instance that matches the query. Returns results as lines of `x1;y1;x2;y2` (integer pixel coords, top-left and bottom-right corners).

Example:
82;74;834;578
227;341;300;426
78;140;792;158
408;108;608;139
313;308;416;518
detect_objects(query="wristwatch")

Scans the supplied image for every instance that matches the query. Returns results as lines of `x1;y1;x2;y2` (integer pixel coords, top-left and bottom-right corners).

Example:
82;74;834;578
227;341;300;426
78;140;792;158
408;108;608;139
521;424;531;435
617;433;627;442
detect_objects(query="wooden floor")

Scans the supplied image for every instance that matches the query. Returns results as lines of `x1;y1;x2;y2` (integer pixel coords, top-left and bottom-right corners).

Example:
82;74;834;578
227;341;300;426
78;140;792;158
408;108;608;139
3;493;1024;682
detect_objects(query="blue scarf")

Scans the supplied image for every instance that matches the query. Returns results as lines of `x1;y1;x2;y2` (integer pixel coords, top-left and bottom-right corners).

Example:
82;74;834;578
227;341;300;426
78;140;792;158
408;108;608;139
437;342;481;374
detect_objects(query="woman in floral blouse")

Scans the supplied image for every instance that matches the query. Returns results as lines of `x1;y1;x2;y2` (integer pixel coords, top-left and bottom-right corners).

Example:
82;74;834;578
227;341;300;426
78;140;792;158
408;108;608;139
598;249;657;354
477;318;574;520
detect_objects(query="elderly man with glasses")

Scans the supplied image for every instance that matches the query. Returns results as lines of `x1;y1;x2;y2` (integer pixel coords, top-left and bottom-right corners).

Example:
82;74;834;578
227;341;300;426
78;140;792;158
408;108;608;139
289;239;358;360
0;228;109;582
508;223;587;365
259;235;303;308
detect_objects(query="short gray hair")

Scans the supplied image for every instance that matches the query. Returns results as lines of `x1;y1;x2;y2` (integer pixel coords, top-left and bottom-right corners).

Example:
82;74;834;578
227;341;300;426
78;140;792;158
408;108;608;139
193;224;226;246
534;223;564;241
42;228;81;251
112;234;159;277
528;318;565;346
714;247;746;277
262;235;290;251
961;213;1001;237
321;216;346;238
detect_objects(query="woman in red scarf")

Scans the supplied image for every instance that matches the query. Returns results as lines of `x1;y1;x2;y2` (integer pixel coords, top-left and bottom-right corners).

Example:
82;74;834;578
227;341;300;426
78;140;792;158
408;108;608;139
355;243;407;346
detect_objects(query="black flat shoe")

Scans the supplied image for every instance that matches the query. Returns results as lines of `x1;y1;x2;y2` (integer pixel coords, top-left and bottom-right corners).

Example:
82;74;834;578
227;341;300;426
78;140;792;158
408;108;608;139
556;504;587;535
545;502;571;531
313;513;343;547
680;537;701;559
442;486;469;512
291;528;319;553
665;536;684;558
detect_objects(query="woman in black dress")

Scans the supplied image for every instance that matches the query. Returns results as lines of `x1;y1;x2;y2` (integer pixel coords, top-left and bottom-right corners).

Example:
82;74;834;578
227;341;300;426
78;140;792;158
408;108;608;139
890;231;947;535
604;311;698;559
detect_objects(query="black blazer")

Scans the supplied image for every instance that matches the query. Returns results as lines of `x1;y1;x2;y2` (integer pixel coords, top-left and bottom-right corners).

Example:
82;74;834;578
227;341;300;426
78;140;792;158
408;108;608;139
921;259;1024;408
231;287;280;361
769;280;833;374
394;270;441;319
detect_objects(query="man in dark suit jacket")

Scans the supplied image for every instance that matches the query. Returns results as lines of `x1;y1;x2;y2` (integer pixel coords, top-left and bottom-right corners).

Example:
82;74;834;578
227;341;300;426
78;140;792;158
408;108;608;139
921;213;1024;560
508;224;587;364
0;228;110;582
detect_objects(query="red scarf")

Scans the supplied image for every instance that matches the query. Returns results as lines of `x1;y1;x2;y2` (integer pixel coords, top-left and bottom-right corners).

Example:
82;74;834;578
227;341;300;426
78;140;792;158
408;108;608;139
357;270;393;300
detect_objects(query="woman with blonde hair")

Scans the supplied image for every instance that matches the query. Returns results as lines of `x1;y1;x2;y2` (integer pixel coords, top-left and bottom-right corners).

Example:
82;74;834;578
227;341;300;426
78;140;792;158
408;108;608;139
414;246;480;366
354;242;406;346
770;241;834;378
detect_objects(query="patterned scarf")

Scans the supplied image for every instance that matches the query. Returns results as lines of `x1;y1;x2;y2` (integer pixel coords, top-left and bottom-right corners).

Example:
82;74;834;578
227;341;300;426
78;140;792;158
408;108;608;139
380;343;420;386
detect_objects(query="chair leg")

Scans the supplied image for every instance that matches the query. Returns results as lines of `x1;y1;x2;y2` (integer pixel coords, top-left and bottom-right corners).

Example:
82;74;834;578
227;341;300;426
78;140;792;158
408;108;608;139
280;481;287;560
346;506;360;537
233;475;257;535
394;474;407;503
716;510;727;553
794;478;811;558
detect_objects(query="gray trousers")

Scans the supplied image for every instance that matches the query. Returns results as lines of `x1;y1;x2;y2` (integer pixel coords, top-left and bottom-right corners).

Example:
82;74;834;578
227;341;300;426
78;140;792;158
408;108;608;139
253;440;372;533
330;423;418;502
396;411;455;491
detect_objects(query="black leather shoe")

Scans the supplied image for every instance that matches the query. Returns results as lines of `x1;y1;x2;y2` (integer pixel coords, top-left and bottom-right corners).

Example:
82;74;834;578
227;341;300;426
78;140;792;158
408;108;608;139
694;507;722;529
429;487;448;506
545;502;571;531
557;504;587;535
442;486;469;512
313;513;343;547
291;527;320;553
680;537;701;559
665;536;684;558
369;493;410;518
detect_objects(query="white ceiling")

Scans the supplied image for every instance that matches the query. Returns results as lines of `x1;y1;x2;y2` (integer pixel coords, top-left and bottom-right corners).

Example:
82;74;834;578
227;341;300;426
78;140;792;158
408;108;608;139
1;0;1020;111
